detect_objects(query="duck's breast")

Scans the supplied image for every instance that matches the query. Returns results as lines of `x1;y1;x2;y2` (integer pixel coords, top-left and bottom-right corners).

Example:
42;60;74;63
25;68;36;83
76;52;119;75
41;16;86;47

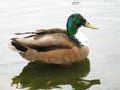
75;31;89;47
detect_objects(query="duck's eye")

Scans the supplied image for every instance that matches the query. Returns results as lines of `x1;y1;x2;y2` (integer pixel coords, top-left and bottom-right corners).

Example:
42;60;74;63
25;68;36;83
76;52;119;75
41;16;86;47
78;16;82;19
78;16;84;19
82;19;86;23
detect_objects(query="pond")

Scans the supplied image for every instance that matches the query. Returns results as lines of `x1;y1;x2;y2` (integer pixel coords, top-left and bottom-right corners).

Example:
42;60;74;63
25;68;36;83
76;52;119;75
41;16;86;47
0;0;120;90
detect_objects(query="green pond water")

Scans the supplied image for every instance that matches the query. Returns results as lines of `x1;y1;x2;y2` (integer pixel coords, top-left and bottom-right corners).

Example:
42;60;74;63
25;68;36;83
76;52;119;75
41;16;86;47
11;59;100;90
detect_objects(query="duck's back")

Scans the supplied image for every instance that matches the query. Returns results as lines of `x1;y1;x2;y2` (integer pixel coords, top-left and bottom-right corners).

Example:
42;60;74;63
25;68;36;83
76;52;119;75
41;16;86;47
10;28;75;52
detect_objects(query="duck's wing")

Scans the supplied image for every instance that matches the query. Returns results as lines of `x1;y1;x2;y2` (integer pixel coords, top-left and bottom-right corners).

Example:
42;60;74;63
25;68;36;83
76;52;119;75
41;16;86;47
11;28;75;51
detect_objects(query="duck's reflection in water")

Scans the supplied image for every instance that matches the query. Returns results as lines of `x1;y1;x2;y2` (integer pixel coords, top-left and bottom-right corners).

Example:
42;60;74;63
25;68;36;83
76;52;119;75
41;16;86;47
11;58;100;90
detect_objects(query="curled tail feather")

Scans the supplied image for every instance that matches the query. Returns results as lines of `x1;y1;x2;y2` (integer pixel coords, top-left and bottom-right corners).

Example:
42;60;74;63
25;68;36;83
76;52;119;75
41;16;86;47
8;41;27;53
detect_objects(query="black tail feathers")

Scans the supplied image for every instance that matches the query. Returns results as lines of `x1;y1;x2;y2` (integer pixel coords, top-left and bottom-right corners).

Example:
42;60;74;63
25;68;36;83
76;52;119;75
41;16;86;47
12;41;27;52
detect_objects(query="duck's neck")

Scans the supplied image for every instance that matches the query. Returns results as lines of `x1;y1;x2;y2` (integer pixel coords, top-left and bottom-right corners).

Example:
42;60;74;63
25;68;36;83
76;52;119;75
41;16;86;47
67;24;78;38
67;17;79;38
67;23;80;45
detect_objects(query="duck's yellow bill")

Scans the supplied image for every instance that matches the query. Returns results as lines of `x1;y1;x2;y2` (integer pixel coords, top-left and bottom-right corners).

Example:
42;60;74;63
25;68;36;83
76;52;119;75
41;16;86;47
84;22;98;30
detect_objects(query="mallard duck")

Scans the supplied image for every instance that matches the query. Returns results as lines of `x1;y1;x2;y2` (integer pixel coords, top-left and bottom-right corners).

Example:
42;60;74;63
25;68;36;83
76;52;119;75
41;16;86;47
9;13;97;66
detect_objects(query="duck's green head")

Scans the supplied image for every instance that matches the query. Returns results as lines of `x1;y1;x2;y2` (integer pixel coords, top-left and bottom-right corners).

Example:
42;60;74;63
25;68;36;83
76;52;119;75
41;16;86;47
67;13;98;38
